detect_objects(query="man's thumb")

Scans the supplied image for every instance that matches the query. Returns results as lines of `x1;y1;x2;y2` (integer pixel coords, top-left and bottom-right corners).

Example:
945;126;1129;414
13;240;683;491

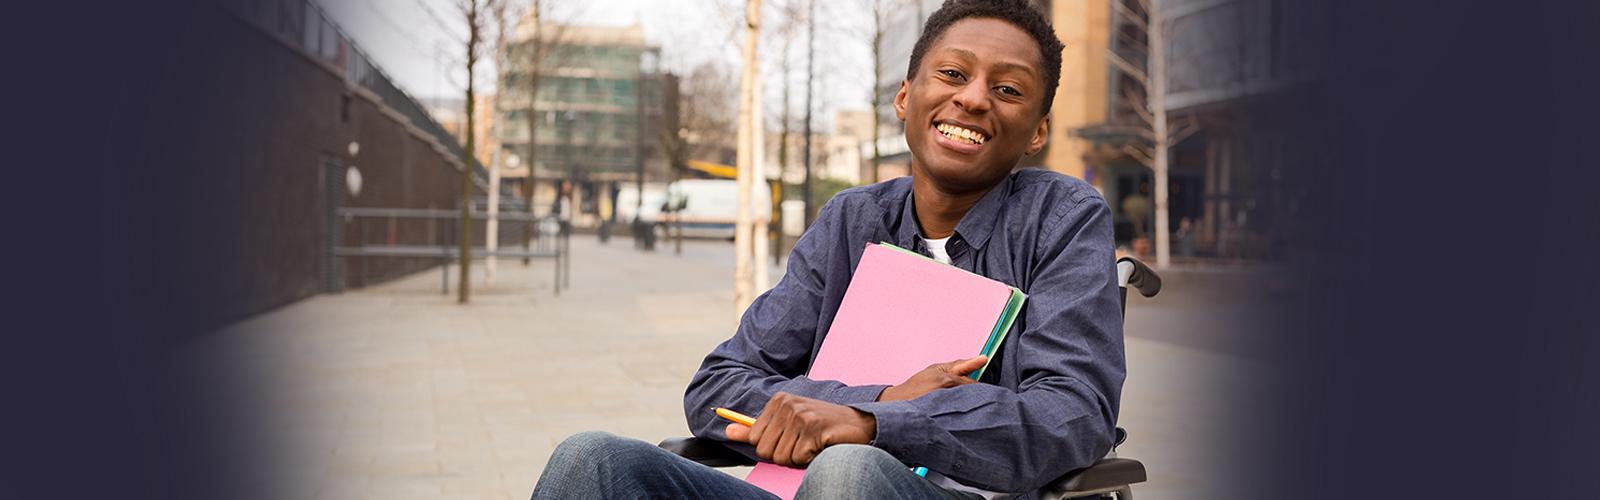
950;355;989;375
725;423;752;443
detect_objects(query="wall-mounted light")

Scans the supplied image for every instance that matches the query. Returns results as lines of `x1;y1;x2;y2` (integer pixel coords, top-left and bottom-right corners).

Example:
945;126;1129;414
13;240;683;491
346;166;363;197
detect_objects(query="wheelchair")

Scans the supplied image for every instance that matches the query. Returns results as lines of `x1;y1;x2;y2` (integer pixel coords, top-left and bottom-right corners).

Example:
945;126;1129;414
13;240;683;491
659;256;1162;499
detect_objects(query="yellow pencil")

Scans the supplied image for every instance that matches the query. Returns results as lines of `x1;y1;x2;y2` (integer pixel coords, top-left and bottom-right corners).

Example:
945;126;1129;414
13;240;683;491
713;407;757;427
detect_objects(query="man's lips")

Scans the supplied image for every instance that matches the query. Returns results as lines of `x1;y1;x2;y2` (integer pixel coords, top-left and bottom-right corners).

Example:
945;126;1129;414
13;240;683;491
931;123;984;155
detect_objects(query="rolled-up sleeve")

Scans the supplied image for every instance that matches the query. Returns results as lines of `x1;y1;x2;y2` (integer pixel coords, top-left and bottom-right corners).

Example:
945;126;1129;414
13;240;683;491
683;199;891;442
847;195;1125;493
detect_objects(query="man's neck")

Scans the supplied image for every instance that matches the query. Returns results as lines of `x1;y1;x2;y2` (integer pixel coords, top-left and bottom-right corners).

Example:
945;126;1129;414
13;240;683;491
911;174;993;240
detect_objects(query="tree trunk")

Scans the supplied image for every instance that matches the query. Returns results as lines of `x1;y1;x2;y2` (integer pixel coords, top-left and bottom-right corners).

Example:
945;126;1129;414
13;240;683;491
1150;0;1171;268
459;3;480;304
486;105;501;286
801;0;816;227
775;30;792;265
869;6;883;184
733;0;763;319
752;61;769;292
523;89;539;265
522;9;542;266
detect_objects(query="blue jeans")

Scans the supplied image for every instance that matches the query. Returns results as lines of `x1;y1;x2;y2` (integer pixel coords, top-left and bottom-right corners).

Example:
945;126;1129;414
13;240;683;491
531;431;981;499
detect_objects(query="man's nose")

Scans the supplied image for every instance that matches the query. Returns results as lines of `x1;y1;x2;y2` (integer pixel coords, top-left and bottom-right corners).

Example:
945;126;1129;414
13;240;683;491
952;79;991;115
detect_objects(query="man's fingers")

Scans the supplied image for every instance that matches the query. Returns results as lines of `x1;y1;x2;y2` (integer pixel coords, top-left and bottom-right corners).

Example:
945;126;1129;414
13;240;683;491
753;411;781;460
753;393;792;460
772;415;801;466
793;437;823;467
725;423;751;442
747;413;769;450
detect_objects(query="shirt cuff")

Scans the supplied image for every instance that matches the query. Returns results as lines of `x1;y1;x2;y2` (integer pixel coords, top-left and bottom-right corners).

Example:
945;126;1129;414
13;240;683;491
845;400;924;458
774;377;890;405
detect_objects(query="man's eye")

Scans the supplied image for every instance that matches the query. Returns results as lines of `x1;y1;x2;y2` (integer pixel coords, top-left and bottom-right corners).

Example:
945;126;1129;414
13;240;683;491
939;69;965;80
997;85;1022;97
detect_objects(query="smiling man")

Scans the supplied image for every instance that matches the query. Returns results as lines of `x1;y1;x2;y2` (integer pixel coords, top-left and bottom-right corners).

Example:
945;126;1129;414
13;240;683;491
530;1;1122;498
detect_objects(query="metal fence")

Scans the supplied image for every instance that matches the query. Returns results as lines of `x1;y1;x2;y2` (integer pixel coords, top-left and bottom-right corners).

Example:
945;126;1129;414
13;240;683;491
332;208;570;296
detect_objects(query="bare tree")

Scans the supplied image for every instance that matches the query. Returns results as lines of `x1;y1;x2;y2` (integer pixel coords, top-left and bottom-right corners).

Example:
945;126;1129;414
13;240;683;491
653;62;739;256
1104;0;1199;268
858;0;905;184
675;63;741;164
445;0;502;303
800;0;816;227
483;0;518;286
508;1;582;264
770;0;806;264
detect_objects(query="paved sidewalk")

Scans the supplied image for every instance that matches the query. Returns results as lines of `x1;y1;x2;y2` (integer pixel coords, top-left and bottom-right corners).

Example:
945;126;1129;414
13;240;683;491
203;235;1268;500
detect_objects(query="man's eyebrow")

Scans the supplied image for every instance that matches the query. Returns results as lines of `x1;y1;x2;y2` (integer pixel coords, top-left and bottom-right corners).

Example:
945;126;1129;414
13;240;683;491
939;47;1038;82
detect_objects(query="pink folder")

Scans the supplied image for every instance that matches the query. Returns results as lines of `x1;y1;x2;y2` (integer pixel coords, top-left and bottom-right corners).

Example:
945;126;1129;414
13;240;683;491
744;243;1019;499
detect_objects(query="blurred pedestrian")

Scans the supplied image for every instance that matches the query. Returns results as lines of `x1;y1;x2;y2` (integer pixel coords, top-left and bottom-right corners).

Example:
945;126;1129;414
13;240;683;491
1177;216;1195;258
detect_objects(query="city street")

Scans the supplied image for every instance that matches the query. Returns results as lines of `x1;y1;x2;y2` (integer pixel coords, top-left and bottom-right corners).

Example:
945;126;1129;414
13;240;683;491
201;235;1276;500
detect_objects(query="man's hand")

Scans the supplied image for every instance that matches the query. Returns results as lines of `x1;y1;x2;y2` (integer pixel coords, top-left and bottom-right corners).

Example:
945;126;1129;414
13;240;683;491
724;392;876;467
878;355;987;402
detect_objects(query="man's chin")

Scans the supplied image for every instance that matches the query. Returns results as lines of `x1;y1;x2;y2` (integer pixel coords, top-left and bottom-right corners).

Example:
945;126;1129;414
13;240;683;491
917;161;1005;193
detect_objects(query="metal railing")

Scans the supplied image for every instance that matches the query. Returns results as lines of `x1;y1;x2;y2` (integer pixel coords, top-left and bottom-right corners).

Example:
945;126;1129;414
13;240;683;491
331;208;570;296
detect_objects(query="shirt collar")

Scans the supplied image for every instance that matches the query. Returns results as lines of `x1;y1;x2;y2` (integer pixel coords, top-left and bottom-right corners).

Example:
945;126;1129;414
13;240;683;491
895;173;1012;251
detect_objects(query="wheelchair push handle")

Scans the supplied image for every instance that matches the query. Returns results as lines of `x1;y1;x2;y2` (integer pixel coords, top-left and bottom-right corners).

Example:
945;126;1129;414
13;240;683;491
1116;257;1162;298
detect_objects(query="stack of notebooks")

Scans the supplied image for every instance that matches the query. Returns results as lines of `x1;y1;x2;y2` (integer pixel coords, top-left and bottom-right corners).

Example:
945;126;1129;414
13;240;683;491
744;242;1026;499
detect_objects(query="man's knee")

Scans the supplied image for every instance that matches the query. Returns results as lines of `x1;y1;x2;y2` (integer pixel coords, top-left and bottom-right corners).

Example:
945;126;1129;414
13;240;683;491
812;444;900;469
550;431;629;461
799;445;905;495
535;432;664;499
544;430;659;476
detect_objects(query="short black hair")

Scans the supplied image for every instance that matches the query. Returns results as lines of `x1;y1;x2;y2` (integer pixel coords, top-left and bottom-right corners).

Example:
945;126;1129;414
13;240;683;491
905;0;1064;115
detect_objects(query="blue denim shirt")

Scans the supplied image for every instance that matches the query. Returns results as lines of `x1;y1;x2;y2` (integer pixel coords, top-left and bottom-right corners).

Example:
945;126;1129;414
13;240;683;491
684;168;1125;496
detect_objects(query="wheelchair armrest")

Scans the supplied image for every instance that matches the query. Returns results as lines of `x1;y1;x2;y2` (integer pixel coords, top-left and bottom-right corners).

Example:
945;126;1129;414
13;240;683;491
657;437;758;467
1044;458;1148;497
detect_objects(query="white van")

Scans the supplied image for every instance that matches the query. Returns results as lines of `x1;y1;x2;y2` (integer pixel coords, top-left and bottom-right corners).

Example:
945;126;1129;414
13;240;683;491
663;179;773;240
613;183;669;224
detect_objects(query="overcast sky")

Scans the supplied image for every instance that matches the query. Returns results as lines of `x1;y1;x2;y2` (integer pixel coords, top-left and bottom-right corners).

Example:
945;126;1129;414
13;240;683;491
319;0;880;131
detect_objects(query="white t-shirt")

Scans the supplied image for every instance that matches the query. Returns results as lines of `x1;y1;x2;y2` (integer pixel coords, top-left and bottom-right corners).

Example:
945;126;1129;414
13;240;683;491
924;236;952;265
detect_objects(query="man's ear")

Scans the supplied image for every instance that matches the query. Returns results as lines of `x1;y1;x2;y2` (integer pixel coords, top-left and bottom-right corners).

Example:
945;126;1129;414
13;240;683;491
893;80;909;121
1027;115;1050;156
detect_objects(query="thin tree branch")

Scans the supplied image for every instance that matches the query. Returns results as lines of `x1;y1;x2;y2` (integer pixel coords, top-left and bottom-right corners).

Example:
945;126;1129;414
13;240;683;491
1169;114;1201;143
1107;50;1150;90
1122;144;1154;167
1115;31;1148;54
1113;0;1148;32
414;0;467;45
1121;86;1155;129
1129;0;1152;17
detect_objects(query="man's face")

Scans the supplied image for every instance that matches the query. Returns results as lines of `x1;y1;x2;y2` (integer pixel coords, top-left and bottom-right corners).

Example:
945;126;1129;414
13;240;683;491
896;18;1050;193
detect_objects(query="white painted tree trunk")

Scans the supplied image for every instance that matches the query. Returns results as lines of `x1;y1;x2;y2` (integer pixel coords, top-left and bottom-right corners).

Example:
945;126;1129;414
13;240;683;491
1150;0;1171;268
734;0;763;321
752;71;770;293
486;122;501;286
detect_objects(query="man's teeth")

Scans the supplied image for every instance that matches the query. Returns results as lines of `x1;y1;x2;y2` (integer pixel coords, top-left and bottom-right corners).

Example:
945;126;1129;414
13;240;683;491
936;123;986;145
